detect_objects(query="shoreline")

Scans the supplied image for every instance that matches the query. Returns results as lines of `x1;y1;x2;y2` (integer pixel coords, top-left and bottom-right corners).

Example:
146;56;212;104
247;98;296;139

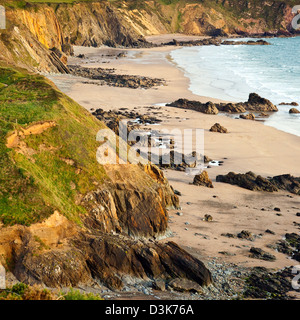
47;41;300;273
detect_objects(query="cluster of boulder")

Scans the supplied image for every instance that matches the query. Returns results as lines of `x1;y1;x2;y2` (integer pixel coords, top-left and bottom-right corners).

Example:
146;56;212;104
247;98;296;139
161;38;270;47
69;65;166;89
216;172;300;195
92;108;162;136
166;93;278;115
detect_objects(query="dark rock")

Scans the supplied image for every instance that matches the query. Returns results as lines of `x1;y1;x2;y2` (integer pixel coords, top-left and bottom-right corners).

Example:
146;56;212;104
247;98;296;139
204;214;213;222
69;65;166;89
166;99;219;115
269;174;300;195
237;230;254;241
265;229;275;235
216;171;278;192
166;93;277;117
174;190;182;196
274;207;281;212
279;102;299;106
289;108;300;114
193;171;214;188
249;247;276;261
246;93;278;112
240;113;255;120
209;123;228;133
222;40;271;46
221;233;237;239
244;266;295;300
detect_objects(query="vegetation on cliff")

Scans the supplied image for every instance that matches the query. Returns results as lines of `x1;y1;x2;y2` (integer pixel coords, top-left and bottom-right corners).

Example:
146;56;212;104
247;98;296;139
0;62;109;225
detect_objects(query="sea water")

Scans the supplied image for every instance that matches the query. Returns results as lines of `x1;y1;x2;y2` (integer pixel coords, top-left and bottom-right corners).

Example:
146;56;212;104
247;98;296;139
170;37;300;137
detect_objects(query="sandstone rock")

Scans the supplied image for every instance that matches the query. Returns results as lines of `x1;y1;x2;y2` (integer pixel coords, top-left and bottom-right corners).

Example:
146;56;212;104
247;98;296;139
245;93;278;112
193;171;214;188
240;113;255;120
289;108;300;114
217;103;246;113
209;123;228;133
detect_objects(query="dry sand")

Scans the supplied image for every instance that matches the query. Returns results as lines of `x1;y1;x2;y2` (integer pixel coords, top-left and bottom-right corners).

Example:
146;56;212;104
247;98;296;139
48;40;300;271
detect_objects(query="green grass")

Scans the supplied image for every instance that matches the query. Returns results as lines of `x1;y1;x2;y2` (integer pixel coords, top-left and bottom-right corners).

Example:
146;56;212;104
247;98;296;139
0;63;107;226
0;283;103;300
61;288;103;300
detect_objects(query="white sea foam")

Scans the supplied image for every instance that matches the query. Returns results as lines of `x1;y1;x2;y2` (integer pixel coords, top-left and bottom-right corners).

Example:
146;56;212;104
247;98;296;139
170;37;300;137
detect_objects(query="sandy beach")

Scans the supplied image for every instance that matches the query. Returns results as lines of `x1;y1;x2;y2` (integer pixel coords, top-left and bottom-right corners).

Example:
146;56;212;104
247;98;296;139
48;37;300;272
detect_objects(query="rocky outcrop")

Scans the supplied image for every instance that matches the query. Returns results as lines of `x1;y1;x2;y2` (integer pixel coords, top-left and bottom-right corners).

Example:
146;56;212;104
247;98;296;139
243;266;295;300
167;94;277;116
269;174;300;195
249;247;276;261
245;93;278;112
0;2;298;73
289;108;300;114
0;216;212;290
82;164;179;239
210;123;228;133
68;65;165;89
240;113;255;120
217;172;300;195
216;172;278;192
193;171;214;188
222;40;270;45
166;99;219;115
279;102;299;106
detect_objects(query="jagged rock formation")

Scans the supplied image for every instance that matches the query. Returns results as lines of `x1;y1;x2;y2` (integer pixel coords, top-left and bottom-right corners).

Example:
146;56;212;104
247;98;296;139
216;171;278;192
167;93;278;115
210;123;228;133
0;212;212;290
245;93;278;112
0;63;213;291
68;65;165;89
166;99;219;114
240;113;255;120
193;171;214;188
269;174;300;195
0;1;298;73
243;266;295;300
217;172;300;195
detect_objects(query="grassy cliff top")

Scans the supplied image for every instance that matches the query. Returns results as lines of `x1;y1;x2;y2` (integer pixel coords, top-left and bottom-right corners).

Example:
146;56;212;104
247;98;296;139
0;63;107;226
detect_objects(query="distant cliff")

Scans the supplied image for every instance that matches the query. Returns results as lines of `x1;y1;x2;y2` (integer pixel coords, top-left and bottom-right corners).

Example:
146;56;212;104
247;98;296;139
0;0;298;72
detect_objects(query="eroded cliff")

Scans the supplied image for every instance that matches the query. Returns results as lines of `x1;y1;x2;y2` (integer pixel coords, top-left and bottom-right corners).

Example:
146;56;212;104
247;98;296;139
0;1;298;73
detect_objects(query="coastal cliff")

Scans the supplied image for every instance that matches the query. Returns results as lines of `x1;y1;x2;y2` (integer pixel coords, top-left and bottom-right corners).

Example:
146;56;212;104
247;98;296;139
0;62;214;291
0;1;298;73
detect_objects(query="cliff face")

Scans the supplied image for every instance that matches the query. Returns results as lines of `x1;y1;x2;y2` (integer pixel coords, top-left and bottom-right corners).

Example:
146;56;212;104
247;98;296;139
0;1;298;73
0;63;213;290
